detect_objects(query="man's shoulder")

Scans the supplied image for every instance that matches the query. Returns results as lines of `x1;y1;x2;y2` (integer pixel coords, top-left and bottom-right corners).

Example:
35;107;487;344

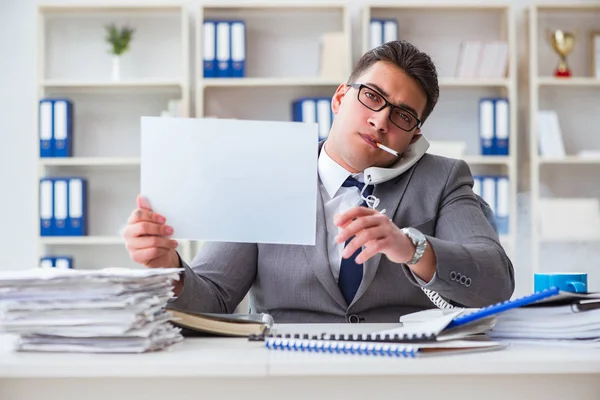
414;153;467;175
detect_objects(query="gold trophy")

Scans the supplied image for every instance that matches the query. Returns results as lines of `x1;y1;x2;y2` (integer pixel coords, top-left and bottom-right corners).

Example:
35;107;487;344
550;30;575;77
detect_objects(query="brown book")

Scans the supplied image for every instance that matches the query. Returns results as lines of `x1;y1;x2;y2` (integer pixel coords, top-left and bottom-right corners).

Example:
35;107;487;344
169;310;273;337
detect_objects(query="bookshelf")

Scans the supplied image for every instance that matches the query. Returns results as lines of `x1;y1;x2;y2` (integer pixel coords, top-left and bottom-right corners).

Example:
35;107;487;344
528;3;600;291
35;4;194;270
362;3;518;260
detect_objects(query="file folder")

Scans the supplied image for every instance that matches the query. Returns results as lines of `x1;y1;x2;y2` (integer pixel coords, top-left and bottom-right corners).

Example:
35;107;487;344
39;178;54;236
53;99;73;158
203;20;217;78
216;21;231;77
479;99;495;155
292;98;316;125
54;256;73;269
67;177;87;236
369;19;383;49
316;99;332;140
494;98;509;155
472;176;482;198
481;176;496;221
53;178;68;236
383;19;398;43
39;257;54;269
230;20;246;78
496;176;509;235
39;99;53;158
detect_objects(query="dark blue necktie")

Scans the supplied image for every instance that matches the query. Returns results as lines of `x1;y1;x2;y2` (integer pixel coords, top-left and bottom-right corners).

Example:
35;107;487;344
338;176;374;306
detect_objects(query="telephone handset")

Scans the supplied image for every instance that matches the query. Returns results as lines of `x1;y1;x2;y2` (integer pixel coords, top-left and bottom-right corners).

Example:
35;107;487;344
363;134;430;185
359;135;457;311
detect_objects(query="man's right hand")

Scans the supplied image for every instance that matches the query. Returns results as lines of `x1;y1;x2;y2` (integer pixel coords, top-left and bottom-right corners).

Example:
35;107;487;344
123;194;180;269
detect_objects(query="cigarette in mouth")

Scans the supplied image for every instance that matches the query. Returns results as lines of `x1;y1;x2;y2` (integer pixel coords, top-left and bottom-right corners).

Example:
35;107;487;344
376;142;399;157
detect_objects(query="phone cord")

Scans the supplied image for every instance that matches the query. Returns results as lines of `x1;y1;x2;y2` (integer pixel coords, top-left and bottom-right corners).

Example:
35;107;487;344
421;288;456;309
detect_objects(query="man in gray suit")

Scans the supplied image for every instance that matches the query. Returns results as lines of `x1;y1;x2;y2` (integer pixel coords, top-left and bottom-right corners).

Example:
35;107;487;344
123;40;514;323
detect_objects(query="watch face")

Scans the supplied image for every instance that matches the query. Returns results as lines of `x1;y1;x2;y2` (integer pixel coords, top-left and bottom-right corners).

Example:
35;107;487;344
405;227;425;243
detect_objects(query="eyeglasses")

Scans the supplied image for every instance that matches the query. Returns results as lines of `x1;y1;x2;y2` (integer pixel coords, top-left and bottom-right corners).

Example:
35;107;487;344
347;82;422;132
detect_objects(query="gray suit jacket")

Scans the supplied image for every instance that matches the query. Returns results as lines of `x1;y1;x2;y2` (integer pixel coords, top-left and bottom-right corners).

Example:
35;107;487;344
168;146;515;323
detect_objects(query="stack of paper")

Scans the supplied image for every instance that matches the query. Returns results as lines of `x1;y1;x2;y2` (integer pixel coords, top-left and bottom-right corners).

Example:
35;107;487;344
490;297;600;347
0;268;184;353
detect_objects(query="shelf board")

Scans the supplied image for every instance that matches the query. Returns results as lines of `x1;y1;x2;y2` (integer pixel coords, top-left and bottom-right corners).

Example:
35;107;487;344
534;3;600;11
439;78;510;88
39;4;183;13
538;156;600;165
367;3;509;11
39;157;141;167
536;77;600;87
40;236;193;246
201;2;347;10
462;156;511;165
201;77;511;89
41;80;184;89
539;236;600;243
201;77;344;88
40;236;126;245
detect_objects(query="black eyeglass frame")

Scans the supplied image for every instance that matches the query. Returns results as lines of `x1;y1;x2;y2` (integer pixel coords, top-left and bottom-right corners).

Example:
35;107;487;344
347;82;423;132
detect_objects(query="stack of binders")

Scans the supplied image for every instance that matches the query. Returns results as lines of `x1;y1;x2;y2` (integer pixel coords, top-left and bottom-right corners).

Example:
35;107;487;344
39;98;73;158
479;97;509;156
473;175;509;236
369;18;398;49
292;97;333;141
203;20;246;78
39;177;87;237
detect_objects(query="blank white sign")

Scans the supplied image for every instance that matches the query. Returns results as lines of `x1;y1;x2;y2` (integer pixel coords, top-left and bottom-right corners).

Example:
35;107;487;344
140;117;318;245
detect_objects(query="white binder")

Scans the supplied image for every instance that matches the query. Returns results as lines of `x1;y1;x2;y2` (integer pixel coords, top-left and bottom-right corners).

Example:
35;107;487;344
316;99;331;140
369;20;383;49
202;20;216;77
53;179;68;236
383;20;398;43
481;176;496;217
216;21;230;77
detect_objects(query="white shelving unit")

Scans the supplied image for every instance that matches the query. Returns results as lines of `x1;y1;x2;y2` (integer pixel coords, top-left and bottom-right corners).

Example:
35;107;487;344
528;3;600;290
35;4;194;270
362;3;518;258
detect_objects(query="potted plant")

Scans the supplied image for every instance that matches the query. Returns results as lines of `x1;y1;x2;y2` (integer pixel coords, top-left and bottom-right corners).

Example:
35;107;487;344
104;23;135;81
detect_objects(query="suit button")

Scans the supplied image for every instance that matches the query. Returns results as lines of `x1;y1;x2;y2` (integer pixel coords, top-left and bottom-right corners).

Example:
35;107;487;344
450;271;457;280
347;314;360;323
465;278;472;287
460;276;467;285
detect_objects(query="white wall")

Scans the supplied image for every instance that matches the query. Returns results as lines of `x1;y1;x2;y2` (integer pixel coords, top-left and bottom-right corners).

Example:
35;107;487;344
1;0;599;295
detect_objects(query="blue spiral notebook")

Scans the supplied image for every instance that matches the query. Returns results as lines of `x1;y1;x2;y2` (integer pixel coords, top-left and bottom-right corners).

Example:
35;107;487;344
262;336;508;358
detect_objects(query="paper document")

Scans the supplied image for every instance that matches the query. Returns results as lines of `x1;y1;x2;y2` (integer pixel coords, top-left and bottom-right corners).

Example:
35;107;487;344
141;117;319;245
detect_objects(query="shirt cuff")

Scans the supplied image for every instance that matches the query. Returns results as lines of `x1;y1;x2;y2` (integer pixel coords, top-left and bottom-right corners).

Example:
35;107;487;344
410;269;437;288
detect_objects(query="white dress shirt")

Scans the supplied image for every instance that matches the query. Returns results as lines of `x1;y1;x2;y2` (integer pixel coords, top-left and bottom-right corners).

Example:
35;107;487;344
317;146;435;286
317;147;365;282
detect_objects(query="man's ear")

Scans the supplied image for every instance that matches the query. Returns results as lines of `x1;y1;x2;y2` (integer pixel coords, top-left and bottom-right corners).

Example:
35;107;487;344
331;83;349;115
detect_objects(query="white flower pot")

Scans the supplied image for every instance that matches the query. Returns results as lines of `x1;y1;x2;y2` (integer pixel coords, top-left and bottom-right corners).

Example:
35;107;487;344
111;55;121;81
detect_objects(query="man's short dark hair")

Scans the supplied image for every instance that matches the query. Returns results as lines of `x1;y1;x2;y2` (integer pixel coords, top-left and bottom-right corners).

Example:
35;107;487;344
348;40;439;124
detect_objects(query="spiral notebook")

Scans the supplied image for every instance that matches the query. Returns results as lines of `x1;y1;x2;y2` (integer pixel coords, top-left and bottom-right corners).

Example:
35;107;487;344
262;336;508;358
250;287;562;345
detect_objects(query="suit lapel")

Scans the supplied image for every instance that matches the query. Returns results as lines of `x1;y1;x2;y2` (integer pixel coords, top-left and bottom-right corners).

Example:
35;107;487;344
351;166;417;306
302;180;347;309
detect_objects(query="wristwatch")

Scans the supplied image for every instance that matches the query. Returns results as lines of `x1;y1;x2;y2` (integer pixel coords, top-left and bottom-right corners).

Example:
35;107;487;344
400;227;427;265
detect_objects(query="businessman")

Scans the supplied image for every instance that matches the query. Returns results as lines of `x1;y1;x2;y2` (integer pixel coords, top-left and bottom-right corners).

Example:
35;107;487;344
123;40;515;323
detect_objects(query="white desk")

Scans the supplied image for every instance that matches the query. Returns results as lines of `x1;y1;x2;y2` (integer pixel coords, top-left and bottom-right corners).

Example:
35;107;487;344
1;326;600;400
